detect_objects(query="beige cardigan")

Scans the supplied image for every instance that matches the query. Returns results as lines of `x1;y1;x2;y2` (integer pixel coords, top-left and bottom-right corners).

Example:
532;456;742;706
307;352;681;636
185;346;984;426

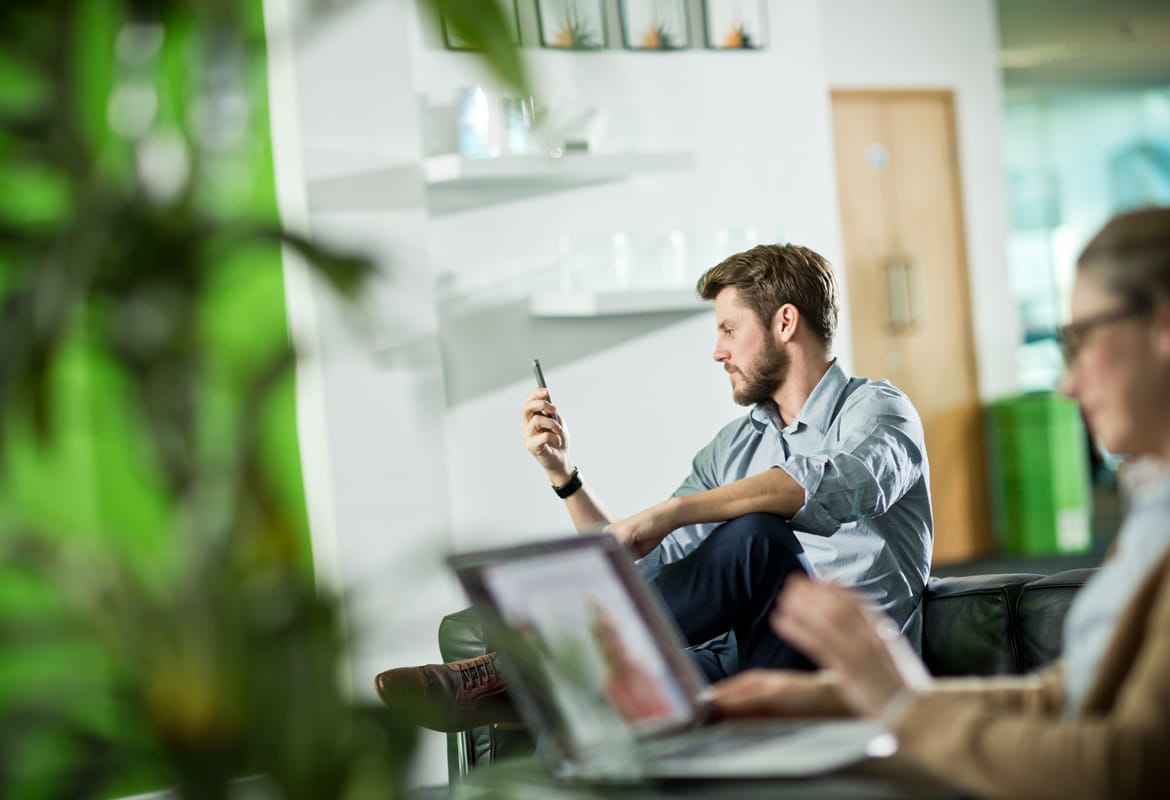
893;549;1170;800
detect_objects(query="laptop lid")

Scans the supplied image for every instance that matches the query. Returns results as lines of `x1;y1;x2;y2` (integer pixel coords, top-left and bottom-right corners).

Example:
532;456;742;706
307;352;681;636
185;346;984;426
449;534;712;767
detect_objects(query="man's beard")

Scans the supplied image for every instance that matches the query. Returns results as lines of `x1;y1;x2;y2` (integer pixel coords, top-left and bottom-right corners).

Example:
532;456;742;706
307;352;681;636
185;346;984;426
732;341;790;406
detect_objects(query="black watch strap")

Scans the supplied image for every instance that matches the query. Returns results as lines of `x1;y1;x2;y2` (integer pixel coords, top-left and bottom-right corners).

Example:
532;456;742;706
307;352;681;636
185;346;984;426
552;467;582;499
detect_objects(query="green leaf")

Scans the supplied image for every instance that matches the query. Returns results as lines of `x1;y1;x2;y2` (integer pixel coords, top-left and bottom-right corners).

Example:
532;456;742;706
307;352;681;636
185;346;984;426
432;0;530;94
277;230;374;298
0;48;50;115
0;163;71;225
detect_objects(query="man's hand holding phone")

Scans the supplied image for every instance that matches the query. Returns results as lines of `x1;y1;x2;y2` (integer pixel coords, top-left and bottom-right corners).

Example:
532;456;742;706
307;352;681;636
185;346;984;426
522;359;620;532
522;360;573;482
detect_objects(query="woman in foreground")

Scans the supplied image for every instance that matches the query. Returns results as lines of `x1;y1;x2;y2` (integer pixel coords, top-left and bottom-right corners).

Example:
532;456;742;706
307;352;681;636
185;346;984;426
711;207;1170;800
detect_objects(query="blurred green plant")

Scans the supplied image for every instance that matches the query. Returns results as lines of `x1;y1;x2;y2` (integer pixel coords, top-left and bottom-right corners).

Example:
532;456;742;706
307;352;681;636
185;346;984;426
0;0;525;798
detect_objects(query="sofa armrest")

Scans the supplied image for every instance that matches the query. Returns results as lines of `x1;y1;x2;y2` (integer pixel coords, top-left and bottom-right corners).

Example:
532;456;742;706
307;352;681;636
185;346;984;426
438;607;534;779
438;607;488;663
1016;568;1096;671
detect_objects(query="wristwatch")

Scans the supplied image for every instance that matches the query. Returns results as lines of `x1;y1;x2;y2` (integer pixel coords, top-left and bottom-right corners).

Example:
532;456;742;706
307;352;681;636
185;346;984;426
552;467;582;499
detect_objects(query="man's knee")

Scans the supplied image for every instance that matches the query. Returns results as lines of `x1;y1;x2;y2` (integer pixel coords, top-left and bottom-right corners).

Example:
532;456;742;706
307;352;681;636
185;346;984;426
712;512;802;557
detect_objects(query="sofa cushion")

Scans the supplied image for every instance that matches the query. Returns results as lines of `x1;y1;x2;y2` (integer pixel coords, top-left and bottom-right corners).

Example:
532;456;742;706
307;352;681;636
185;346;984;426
922;573;1043;676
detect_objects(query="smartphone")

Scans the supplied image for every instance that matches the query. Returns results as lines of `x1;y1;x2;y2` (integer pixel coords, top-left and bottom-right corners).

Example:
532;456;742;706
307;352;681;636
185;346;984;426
532;358;550;399
532;358;559;421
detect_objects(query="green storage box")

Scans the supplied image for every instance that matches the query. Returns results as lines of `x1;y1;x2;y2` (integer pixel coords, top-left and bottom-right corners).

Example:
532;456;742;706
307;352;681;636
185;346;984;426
986;392;1092;556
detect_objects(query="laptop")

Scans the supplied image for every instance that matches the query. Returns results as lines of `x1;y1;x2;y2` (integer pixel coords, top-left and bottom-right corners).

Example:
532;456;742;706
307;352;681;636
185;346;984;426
449;533;897;781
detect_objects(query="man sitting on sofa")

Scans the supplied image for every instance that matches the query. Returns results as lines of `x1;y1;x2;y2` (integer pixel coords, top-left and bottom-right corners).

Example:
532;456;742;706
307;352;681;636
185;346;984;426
377;243;934;731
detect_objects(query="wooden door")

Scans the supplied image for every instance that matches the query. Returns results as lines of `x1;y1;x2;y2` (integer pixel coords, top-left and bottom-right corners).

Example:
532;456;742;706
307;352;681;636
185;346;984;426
831;90;991;565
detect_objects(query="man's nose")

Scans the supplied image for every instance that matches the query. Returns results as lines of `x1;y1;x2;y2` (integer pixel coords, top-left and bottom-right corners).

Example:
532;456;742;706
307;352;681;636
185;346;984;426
713;343;729;362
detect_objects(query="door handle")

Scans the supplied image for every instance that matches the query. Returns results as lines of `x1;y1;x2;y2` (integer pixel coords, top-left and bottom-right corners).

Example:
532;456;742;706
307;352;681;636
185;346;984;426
885;255;920;333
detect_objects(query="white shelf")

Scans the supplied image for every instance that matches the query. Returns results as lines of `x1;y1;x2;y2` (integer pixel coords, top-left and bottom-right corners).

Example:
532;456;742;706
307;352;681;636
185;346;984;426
528;288;707;317
424;151;691;183
307;162;424;212
306;151;693;214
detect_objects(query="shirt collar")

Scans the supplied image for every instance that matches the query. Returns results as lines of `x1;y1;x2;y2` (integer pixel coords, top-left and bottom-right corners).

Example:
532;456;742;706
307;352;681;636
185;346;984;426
748;360;848;436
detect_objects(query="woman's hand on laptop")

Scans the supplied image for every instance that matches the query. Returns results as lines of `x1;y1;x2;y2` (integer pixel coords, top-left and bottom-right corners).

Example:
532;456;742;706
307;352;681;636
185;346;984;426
708;670;849;719
770;578;932;723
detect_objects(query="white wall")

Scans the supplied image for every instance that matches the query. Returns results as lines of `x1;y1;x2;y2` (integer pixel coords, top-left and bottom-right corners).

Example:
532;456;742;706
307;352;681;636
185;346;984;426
266;0;462;785
819;0;1017;401
418;1;845;553
268;0;1012;788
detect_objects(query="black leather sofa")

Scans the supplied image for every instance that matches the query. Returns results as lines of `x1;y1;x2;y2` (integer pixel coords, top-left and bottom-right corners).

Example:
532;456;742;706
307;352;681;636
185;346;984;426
437;567;1095;780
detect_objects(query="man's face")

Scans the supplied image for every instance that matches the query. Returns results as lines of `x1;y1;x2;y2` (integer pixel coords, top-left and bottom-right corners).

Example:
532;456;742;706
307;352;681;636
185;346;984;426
713;287;790;406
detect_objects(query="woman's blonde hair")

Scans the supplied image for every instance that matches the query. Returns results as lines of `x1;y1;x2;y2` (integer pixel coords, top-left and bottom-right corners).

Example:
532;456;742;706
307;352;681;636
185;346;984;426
1077;207;1170;306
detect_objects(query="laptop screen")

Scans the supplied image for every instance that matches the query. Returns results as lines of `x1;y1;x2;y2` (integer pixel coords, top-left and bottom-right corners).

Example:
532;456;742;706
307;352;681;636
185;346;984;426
453;535;706;761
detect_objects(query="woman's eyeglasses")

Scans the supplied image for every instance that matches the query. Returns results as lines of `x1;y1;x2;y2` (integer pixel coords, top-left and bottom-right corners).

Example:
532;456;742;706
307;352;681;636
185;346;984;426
1056;302;1151;365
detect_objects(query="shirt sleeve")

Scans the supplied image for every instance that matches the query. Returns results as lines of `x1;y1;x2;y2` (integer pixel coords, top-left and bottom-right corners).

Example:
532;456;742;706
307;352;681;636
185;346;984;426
785;384;926;535
644;424;734;565
671;431;725;498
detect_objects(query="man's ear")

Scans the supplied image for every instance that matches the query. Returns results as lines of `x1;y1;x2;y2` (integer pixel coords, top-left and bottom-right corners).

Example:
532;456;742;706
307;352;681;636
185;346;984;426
772;303;800;343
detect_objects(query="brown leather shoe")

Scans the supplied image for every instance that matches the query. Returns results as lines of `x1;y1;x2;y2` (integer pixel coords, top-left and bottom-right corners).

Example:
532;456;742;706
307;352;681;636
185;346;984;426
374;652;519;732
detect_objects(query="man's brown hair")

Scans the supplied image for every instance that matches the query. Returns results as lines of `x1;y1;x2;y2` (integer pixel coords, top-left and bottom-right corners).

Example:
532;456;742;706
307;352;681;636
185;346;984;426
696;243;840;345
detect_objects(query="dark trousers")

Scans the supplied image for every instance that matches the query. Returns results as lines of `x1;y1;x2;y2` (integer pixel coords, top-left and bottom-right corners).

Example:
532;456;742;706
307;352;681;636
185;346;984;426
640;513;817;681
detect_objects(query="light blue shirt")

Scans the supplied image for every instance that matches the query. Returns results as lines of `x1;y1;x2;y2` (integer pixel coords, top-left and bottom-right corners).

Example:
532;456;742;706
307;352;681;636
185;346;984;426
641;361;934;644
1062;470;1170;715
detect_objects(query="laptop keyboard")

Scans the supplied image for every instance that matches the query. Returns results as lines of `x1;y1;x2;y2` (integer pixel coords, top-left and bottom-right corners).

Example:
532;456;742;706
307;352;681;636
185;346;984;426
645;722;803;760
